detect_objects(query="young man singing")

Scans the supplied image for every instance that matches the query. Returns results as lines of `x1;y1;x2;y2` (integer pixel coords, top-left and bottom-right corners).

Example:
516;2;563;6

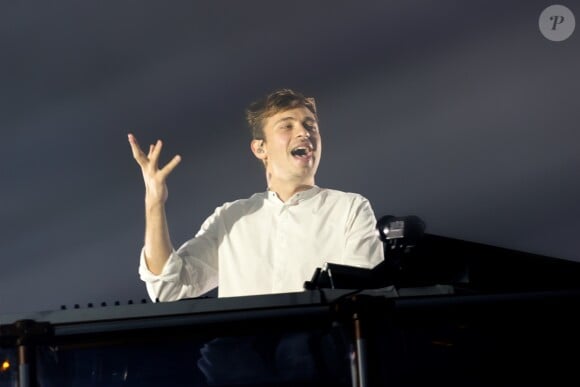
129;89;383;302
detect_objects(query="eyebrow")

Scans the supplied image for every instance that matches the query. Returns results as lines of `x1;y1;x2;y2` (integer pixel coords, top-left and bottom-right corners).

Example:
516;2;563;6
273;116;318;126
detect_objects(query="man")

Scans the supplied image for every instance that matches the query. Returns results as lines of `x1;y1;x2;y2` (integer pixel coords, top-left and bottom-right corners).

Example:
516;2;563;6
129;89;383;302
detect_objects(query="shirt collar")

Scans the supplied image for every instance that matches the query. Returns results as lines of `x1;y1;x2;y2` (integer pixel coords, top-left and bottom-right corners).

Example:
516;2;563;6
266;185;321;205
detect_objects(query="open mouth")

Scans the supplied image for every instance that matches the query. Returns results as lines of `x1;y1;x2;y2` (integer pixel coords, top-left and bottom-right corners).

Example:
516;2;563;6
290;146;312;159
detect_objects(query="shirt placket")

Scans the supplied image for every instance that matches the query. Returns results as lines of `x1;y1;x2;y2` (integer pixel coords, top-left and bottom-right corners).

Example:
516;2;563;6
272;203;291;292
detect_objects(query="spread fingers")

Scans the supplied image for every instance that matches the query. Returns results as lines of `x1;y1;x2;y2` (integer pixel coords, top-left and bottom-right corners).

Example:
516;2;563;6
128;133;148;166
160;154;182;178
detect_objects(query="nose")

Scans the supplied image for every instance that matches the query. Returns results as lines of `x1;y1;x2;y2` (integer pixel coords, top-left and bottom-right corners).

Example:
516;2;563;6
295;123;311;138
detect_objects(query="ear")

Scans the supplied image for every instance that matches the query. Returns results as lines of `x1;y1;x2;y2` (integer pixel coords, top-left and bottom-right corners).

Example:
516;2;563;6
250;139;267;160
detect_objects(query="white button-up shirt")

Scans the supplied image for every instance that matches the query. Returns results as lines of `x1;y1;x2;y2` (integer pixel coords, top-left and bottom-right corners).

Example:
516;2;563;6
139;186;384;301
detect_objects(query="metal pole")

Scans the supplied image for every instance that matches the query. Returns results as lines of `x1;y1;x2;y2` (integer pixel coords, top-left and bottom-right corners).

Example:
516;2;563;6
17;345;31;387
352;313;368;387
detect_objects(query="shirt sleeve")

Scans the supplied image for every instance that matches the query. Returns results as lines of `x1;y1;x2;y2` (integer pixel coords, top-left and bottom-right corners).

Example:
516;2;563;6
138;207;222;302
342;195;384;269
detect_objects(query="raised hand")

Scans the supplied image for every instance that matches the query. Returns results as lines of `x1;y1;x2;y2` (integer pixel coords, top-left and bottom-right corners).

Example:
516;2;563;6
128;133;182;206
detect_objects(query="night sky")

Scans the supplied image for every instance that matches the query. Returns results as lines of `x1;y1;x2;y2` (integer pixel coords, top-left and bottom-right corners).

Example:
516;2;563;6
1;1;579;314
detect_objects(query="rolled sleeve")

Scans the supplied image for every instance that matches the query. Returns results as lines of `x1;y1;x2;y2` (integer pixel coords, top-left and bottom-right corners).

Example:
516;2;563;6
138;248;183;283
138;216;220;302
138;248;187;302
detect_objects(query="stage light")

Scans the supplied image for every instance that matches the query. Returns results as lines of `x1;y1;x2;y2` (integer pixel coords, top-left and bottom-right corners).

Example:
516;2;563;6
375;215;426;283
1;360;9;372
376;215;425;249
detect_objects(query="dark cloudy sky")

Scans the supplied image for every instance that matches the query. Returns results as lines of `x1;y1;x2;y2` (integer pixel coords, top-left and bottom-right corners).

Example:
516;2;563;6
1;0;579;315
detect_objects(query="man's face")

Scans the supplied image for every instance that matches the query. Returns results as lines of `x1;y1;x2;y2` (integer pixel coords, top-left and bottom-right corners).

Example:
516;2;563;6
254;106;322;186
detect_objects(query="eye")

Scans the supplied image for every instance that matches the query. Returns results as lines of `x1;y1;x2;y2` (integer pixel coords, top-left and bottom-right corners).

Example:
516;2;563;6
304;122;318;132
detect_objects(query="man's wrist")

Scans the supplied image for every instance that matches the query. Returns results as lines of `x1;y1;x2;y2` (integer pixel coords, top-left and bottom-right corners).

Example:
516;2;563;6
145;198;166;212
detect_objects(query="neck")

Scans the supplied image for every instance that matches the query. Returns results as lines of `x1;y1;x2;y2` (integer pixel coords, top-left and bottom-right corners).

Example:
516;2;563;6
267;175;315;202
